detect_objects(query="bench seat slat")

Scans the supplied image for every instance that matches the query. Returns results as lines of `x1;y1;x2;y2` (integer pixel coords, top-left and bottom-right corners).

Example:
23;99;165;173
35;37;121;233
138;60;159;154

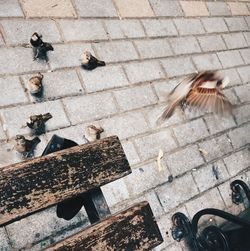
0;136;131;226
45;201;163;251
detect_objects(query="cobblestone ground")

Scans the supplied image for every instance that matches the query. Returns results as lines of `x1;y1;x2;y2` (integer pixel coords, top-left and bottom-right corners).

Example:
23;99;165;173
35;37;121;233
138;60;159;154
0;0;250;250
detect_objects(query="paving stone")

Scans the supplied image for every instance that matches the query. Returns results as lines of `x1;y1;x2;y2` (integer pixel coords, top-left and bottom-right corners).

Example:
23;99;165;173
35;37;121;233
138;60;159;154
105;20;145;39
46;124;87;145
124;61;164;84
161;57;196;77
0;141;21;168
20;0;76;17
80;65;128;92
0;228;11;250
59;20;107;42
193;53;222;71
158;243;183;251
144;103;185;129
219;68;242;87
205;115;236;135
170;36;201;55
1;20;61;46
142;19;178;37
114;0;154;17
0;124;6;141
112;191;164;219
224;149;250;176
240;48;250;64
0;33;4;46
223;33;248;49
102;179;130;207
124;161;171;196
228;2;250;15
201;18;228;33
49;43;93;70
246;17;250;28
225;17;249;32
228;123;250;149
180;1;209;16
74;0;117;17
1;100;70;138
223;88;239;105
0;0;23;17
244;32;250;45
173;118;209;146
156;173;199;212
193;160;230;192
6;206;84;250
217;50;244;68
234;104;250;125
198;35;226;52
63;93;117;125
186;188;225;218
237;66;250;84
121;140;140;166
164;145;204;176
234;83;250;103
135;39;173;59
174;19;205;35
134;129;177;161
206;2;231;16
0;47;48;75
99;111;149;140
198;134;233;162
149;0;183;17
0;76;27;107
114;85;158;112
22;70;83;100
94;41;139;63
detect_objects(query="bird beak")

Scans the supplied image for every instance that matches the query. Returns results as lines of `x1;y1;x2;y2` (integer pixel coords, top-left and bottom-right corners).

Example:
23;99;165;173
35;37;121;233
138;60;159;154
221;76;230;88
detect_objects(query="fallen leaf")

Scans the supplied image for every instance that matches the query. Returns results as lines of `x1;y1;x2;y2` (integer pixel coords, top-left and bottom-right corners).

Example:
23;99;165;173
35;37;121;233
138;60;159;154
157;149;164;172
199;148;208;155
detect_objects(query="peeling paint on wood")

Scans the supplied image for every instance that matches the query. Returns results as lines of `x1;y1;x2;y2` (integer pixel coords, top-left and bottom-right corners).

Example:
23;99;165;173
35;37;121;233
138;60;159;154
45;201;163;251
0;136;131;226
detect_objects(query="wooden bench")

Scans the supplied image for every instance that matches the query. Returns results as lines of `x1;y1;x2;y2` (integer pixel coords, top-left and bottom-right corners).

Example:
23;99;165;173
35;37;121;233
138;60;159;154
171;179;250;251
0;135;163;250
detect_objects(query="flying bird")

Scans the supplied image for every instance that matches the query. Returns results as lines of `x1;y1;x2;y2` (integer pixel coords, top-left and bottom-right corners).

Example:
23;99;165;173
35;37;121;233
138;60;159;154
84;125;104;142
30;32;54;61
28;72;43;97
15;135;41;157
27;113;52;135
81;50;105;70
158;71;232;123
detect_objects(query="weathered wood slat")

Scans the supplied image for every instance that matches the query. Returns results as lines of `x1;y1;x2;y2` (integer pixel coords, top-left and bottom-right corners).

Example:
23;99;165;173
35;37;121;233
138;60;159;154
45;201;163;251
0;136;131;226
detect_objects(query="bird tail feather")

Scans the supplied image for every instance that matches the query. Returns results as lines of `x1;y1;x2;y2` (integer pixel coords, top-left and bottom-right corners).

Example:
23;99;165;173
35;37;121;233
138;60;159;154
97;60;106;66
31;137;41;148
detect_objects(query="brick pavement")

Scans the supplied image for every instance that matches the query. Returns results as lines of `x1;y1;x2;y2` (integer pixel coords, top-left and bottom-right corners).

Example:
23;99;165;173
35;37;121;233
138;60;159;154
0;0;250;250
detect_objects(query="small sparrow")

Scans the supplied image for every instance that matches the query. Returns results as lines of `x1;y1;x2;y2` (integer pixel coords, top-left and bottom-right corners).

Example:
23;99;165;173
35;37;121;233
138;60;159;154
15;135;41;157
81;50;105;70
30;32;54;61
28;73;43;96
158;71;232;122
27;113;52;135
84;125;104;142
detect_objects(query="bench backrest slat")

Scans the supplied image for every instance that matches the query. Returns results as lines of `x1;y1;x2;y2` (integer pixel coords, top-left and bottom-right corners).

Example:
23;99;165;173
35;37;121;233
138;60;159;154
0;136;131;227
45;201;163;251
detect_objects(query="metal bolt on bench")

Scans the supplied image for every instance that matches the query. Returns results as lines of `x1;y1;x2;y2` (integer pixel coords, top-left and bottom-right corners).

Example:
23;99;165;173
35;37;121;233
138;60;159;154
171;179;250;251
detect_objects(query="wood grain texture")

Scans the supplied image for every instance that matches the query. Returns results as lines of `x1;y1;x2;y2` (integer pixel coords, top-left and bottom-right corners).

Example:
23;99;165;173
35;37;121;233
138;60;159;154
0;136;131;226
45;201;163;251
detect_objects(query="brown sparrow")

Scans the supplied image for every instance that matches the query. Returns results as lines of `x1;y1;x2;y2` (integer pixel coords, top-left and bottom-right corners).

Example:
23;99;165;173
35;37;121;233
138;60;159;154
27;113;52;135
28;72;43;96
81;50;105;70
158;71;232;122
15;135;41;157
84;125;104;142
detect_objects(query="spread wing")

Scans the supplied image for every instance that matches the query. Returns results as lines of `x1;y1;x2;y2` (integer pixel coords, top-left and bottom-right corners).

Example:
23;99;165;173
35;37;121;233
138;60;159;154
186;87;232;115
